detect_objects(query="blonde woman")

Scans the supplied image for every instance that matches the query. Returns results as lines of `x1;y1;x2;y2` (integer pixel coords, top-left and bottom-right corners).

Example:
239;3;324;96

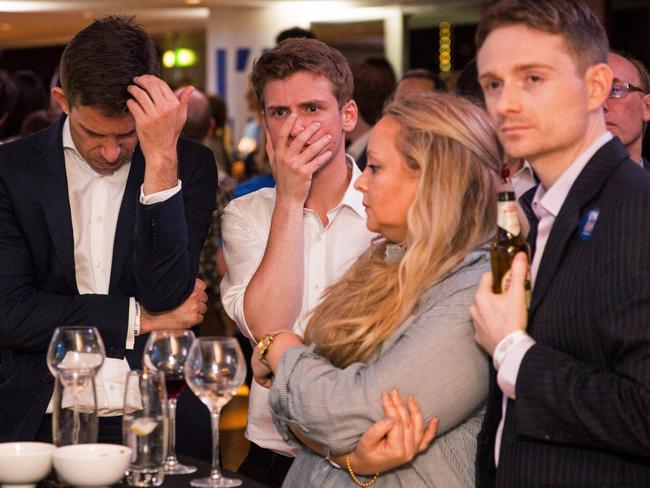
253;92;501;487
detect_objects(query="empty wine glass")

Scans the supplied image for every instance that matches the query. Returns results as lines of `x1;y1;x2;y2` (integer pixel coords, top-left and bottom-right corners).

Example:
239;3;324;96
46;326;106;445
47;326;105;376
143;330;196;475
184;337;246;488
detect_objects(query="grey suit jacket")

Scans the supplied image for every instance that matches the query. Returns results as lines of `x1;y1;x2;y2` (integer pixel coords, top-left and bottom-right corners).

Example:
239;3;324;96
270;247;490;487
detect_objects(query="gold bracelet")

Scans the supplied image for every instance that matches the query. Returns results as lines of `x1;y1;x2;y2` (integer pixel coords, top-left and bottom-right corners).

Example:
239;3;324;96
257;330;291;366
345;454;379;487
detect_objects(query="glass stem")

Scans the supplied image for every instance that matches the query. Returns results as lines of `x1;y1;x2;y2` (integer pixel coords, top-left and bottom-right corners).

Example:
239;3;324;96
209;408;223;480
167;398;179;464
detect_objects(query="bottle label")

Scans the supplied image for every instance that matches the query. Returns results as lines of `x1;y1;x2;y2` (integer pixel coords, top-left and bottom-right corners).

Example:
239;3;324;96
497;200;521;236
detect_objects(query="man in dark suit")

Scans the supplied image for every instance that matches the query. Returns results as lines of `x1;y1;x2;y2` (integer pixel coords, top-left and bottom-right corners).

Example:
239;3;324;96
470;0;650;486
604;52;650;168
0;16;216;446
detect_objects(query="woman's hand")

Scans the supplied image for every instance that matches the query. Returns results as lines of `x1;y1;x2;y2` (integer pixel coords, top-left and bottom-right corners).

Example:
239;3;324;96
342;390;438;475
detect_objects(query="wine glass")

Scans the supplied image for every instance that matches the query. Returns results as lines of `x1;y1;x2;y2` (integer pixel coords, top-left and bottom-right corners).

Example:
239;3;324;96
46;326;106;445
143;330;196;475
184;337;246;488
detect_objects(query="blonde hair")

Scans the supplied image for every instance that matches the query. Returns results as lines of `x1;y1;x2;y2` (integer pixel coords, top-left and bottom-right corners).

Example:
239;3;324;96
305;92;502;368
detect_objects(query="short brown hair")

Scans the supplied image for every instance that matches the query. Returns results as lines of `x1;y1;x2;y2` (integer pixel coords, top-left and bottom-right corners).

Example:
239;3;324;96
476;0;608;73
250;38;353;109
60;16;159;116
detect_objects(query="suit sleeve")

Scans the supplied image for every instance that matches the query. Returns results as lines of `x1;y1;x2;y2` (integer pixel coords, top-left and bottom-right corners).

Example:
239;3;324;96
134;141;217;312
0;175;130;353
514;188;650;459
269;283;489;453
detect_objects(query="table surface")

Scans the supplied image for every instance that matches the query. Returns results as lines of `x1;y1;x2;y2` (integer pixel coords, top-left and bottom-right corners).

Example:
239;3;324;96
39;456;267;488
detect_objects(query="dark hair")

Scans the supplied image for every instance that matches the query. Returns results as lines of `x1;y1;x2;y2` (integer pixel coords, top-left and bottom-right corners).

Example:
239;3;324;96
275;26;316;45
400;69;446;92
455;59;484;106
351;59;396;125
250;38;353;109
60;15;159;116
20;110;57;137
0;70;17;121
476;0;608;73
208;94;227;129
1;70;48;140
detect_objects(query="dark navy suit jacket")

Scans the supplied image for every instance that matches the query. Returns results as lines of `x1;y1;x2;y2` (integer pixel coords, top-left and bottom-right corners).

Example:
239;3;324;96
477;138;650;487
0;116;217;442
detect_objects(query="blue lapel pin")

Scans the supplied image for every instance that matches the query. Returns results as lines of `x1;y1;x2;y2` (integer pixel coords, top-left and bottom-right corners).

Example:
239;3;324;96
578;208;600;241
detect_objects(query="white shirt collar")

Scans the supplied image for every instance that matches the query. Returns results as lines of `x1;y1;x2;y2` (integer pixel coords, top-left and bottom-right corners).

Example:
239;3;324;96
533;131;613;218
327;154;366;220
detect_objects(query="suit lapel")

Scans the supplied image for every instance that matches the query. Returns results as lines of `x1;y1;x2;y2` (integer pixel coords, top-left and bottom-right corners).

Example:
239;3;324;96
32;116;77;291
530;139;629;315
109;146;145;293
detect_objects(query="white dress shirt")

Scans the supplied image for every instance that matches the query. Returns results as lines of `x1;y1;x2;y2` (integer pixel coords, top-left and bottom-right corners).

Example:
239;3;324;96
492;131;613;464
46;118;181;416
511;160;537;200
221;159;376;455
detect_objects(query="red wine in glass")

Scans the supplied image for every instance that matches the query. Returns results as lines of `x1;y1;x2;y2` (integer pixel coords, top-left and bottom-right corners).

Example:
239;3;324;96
165;375;186;400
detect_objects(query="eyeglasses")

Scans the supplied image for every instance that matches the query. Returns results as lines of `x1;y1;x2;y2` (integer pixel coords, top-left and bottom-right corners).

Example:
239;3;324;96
609;82;646;99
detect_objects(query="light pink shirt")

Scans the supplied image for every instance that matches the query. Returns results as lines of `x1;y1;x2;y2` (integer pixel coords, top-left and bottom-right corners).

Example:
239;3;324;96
493;131;613;465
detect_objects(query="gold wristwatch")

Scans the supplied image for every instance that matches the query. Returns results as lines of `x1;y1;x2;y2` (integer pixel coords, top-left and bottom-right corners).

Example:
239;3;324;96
257;330;287;366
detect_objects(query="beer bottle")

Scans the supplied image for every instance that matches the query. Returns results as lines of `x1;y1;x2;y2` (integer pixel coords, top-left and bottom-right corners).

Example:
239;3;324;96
491;190;531;306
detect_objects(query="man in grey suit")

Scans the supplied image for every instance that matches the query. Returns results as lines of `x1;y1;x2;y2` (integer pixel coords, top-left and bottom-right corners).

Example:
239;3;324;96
471;0;650;486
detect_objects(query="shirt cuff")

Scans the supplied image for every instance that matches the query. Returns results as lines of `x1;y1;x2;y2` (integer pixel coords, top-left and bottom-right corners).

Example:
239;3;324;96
126;298;137;350
139;179;182;205
494;331;535;399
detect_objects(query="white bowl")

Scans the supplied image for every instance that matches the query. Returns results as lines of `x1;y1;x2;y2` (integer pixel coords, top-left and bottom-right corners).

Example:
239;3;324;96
0;442;55;488
53;444;131;487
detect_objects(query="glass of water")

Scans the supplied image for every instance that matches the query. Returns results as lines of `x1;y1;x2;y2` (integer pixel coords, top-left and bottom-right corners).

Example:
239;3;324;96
52;371;98;446
123;370;169;487
47;326;105;446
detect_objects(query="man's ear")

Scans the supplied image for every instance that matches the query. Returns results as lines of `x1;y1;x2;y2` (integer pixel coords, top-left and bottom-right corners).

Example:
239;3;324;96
585;62;613;111
51;86;70;115
341;100;358;134
642;93;650;123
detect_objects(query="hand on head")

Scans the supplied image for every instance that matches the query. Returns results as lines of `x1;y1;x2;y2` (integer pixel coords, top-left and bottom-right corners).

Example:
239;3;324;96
126;75;192;182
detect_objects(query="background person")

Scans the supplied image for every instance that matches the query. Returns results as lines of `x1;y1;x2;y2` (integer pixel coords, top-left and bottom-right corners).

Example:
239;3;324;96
604;51;650;167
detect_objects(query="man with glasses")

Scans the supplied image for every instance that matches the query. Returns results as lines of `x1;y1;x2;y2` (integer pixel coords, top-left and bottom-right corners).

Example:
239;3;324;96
604;52;650;167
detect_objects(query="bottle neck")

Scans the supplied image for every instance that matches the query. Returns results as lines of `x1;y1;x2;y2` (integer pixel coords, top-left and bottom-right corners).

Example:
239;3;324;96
497;195;521;236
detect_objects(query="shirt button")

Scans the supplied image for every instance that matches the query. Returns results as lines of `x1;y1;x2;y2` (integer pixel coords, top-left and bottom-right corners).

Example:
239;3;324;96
96;216;103;223
95;262;102;269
